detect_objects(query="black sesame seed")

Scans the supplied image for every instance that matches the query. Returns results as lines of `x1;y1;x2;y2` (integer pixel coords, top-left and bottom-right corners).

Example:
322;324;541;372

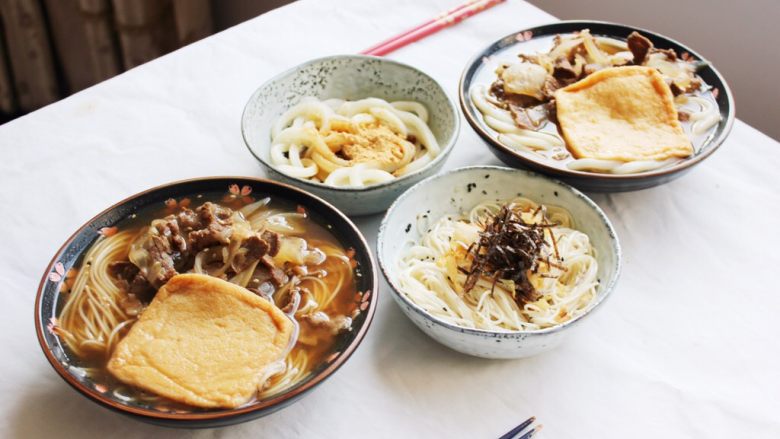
481;190;487;195
405;224;411;233
554;191;559;197
484;174;490;179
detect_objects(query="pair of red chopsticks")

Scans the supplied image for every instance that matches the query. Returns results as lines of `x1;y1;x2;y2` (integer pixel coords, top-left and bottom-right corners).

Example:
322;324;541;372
360;0;506;56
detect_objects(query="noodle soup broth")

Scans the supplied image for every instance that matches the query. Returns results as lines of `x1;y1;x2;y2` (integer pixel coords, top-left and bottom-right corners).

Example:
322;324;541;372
459;21;734;192
467;32;721;174
38;181;375;418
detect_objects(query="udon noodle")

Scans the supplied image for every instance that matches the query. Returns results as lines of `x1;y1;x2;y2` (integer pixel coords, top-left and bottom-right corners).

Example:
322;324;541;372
52;191;359;410
270;97;440;187
471;30;722;174
397;197;598;331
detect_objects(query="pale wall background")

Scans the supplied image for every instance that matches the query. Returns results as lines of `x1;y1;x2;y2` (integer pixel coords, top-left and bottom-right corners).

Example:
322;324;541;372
526;0;780;140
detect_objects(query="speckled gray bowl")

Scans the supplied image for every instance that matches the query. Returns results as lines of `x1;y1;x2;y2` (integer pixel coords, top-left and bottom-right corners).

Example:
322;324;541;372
242;55;460;216
377;166;621;359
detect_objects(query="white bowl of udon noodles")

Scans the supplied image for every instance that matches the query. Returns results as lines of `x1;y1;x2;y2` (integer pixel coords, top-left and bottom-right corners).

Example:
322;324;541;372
378;166;621;359
242;55;460;216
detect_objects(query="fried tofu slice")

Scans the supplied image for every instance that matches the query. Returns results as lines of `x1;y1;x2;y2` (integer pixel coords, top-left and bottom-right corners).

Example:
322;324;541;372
554;66;693;161
107;273;293;408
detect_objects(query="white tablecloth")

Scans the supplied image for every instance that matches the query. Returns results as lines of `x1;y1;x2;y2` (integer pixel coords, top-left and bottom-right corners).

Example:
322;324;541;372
1;0;778;437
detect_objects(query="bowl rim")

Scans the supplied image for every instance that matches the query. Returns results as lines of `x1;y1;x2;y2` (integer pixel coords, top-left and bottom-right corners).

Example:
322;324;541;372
458;19;736;182
377;165;622;337
34;176;379;422
241;53;461;192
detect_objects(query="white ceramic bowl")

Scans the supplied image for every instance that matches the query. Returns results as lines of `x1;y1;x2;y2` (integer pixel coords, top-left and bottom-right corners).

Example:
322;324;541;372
242;55;460;216
377;166;622;358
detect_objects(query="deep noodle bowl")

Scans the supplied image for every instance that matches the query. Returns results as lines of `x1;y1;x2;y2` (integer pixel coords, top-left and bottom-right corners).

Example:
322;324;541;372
471;31;722;174
51;191;360;411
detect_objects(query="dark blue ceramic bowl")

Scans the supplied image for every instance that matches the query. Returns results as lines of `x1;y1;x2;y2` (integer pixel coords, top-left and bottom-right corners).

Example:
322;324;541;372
459;20;735;192
35;177;378;428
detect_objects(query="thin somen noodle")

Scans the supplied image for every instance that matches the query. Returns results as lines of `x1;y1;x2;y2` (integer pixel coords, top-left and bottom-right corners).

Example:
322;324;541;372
397;197;598;331
52;191;359;411
56;231;137;358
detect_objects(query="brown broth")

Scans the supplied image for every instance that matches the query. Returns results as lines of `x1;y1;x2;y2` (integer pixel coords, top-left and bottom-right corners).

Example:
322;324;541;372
56;192;359;412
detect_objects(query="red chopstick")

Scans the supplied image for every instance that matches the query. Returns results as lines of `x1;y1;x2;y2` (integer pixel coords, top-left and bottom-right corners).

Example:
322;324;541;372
360;0;483;55
361;0;506;56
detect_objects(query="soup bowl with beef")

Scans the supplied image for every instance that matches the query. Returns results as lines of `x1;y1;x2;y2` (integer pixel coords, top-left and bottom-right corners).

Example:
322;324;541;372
35;177;378;428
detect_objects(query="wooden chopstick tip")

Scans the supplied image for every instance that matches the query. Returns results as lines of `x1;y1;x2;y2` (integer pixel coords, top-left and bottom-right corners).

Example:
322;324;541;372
520;424;543;439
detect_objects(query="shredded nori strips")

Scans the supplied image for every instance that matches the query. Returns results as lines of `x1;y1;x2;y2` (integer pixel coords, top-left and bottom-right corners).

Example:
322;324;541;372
461;204;558;305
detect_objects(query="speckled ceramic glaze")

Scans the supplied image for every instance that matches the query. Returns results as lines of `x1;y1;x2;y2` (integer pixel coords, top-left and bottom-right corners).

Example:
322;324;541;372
377;166;621;359
35;177;378;428
459;21;735;192
242;55;460;216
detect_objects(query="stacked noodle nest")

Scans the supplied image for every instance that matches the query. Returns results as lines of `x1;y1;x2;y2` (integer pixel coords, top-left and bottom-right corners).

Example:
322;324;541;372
377;166;622;359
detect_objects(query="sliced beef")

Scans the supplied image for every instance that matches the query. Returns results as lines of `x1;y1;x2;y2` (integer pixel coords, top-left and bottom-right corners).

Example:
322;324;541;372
108;260;140;284
552;57;578;82
188;224;231;251
244;235;270;261
147;234;179;285
489;79;508;102
200;201;232;223
108;261;153;298
488;80;543;129
261;230;280;256
128;202;235;288
261;254;289;286
546;100;558;126
627;31;653;65
280;288;301;314
153;216;187;252
541;76;563;100
231;234;269;272
508;106;538;130
230;230;282;272
489;80;540;109
176;208;200;231
669;81;684;96
123;202;291;296
188;202;234;251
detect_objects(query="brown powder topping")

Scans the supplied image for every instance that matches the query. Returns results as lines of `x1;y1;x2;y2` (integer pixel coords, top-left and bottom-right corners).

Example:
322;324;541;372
326;122;412;168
